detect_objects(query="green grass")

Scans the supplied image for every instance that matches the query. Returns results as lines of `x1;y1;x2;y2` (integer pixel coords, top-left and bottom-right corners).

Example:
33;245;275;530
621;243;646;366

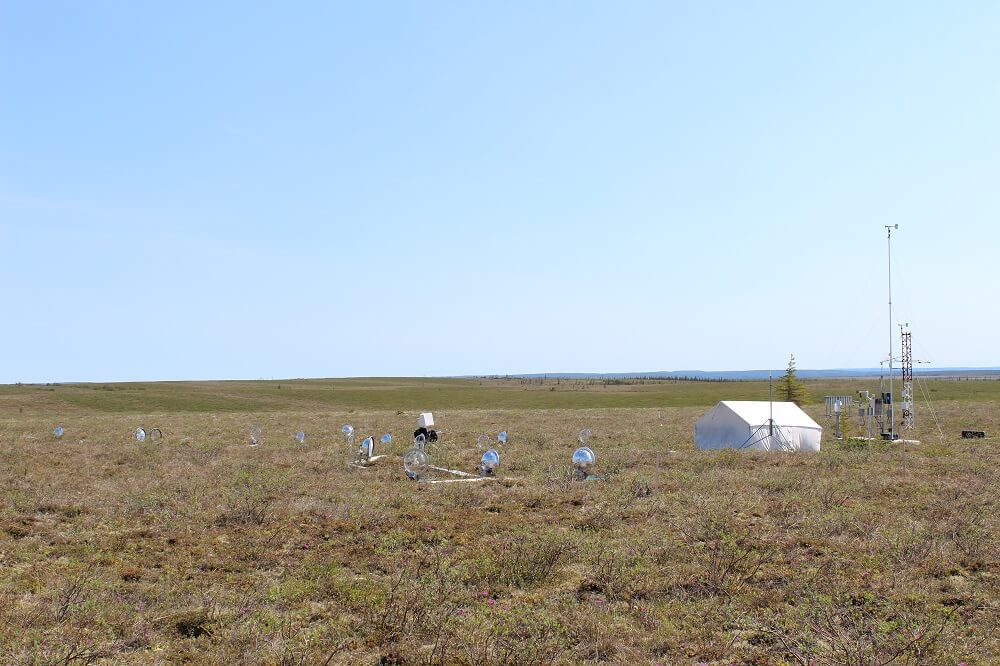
3;376;998;415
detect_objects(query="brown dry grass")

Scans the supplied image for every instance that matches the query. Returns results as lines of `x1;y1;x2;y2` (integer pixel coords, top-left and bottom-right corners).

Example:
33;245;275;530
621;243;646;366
0;380;998;665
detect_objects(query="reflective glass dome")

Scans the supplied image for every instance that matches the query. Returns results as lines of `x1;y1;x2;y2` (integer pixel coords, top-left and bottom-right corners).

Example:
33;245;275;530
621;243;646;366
572;446;596;473
480;448;500;474
403;448;429;479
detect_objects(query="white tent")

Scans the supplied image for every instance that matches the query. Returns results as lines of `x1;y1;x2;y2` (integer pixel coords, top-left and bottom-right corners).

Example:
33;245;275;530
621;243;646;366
694;401;822;452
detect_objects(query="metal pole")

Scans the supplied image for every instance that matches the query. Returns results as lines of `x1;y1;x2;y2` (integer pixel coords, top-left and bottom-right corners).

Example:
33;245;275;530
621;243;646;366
885;225;897;439
834;399;842;439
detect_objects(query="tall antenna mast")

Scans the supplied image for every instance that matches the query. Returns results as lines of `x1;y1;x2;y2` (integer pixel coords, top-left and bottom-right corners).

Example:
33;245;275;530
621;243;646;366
900;324;914;430
885;224;898;439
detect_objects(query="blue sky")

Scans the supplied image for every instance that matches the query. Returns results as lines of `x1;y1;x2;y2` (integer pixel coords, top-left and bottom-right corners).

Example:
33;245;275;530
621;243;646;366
2;2;998;383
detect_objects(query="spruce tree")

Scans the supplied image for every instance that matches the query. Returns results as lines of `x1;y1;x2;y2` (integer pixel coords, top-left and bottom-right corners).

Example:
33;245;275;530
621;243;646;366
777;354;809;406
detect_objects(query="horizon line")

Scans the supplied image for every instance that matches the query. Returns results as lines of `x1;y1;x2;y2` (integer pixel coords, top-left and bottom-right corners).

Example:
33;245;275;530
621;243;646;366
5;365;999;386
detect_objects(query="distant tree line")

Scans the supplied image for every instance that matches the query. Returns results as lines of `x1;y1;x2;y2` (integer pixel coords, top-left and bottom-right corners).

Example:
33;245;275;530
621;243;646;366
479;375;743;385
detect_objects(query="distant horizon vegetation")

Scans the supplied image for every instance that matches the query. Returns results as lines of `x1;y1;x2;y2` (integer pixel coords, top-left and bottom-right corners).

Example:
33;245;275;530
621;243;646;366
490;366;1000;381
5;366;999;387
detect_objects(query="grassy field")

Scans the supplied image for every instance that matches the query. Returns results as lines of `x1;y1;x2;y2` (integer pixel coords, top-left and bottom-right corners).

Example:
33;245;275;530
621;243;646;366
4;375;1000;415
0;378;997;665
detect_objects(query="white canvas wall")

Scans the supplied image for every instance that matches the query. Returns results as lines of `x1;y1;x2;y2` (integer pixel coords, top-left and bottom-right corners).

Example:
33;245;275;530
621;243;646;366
694;401;822;452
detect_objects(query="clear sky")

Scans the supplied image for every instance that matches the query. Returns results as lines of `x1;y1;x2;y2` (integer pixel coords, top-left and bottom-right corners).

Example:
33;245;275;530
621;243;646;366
2;2;998;383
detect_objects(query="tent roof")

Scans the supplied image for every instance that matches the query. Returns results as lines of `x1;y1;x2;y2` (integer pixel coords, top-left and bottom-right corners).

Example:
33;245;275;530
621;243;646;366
716;401;821;430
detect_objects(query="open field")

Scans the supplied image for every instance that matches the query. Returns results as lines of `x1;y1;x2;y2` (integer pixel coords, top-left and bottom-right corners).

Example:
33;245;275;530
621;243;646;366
1;378;998;664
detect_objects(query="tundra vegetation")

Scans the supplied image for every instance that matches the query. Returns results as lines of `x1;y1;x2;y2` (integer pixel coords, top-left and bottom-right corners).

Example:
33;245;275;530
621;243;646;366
0;377;997;664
